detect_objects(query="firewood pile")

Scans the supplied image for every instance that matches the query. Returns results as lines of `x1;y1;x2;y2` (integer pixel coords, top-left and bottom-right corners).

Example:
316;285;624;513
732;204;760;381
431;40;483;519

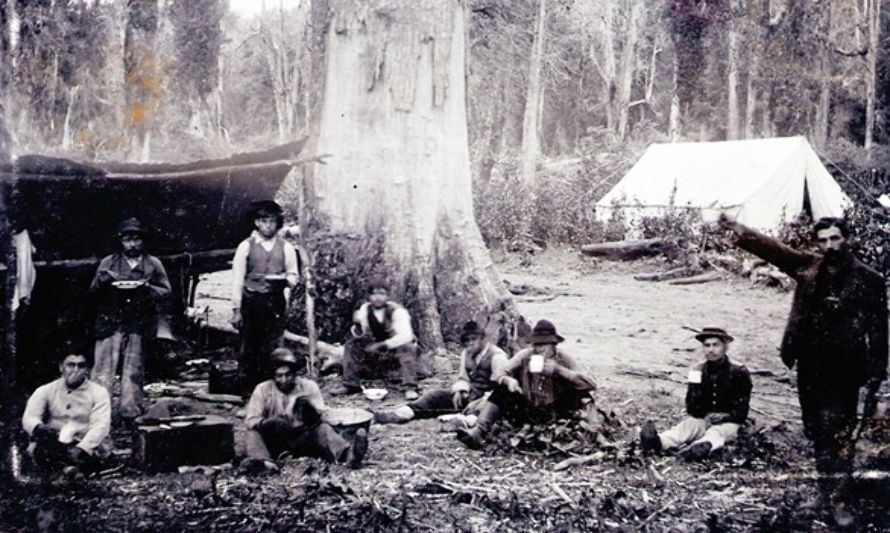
581;236;794;290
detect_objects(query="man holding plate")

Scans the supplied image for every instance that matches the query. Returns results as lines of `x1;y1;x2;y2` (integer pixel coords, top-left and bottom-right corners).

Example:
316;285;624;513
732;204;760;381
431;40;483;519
231;200;300;398
91;217;171;424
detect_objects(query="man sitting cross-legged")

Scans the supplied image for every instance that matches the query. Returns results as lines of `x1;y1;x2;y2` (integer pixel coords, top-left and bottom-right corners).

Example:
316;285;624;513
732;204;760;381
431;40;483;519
639;327;752;460
22;351;111;480
330;278;421;400
373;320;509;425
243;348;368;473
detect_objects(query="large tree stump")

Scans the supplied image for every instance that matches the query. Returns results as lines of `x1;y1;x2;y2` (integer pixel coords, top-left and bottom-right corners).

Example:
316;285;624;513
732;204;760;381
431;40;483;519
281;0;521;367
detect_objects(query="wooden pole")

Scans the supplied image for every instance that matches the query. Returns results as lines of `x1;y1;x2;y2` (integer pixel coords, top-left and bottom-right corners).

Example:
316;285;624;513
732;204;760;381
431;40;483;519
297;177;317;378
0;177;17;482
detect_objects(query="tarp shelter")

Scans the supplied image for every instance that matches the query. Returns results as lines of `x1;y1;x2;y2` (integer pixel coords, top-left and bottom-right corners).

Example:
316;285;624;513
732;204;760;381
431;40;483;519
595;136;851;232
0;140;305;393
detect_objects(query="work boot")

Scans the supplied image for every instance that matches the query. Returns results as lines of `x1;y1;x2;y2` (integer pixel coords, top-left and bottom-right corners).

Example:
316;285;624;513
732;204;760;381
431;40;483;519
682;441;712;461
639;421;662;453
373;406;415;425
457;402;499;450
346;428;368;469
61;466;85;482
330;383;362;396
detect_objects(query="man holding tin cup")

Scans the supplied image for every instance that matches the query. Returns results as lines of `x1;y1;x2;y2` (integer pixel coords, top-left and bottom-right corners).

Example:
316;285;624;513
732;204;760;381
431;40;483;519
639;327;752;461
456;319;597;450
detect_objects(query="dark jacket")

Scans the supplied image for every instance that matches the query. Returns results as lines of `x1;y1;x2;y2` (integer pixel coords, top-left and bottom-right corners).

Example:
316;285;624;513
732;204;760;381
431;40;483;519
685;356;752;424
734;226;888;389
91;253;171;339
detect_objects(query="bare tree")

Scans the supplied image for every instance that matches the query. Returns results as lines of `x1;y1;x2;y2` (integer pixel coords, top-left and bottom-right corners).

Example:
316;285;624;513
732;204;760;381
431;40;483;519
519;0;546;188
124;0;161;162
726;2;740;140
865;0;881;152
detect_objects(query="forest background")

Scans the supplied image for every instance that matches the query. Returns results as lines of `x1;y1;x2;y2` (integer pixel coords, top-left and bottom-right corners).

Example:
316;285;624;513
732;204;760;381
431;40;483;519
1;0;888;250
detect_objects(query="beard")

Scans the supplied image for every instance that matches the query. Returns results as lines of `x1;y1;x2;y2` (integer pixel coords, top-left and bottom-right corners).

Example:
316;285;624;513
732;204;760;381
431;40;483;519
823;248;850;264
123;247;143;258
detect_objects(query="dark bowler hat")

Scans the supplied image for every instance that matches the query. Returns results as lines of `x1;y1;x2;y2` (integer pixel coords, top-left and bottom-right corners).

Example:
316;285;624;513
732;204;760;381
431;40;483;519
528;319;565;345
460;320;484;342
695;327;734;343
117;217;146;237
269;347;304;372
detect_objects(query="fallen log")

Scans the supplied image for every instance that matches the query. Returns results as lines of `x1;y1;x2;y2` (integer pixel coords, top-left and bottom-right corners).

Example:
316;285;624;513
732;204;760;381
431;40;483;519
634;265;702;282
668;271;723;285
580;238;666;260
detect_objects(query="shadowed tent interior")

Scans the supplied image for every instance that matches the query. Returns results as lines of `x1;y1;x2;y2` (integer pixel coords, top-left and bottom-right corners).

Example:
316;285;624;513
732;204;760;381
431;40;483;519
0;140;305;391
595;136;852;232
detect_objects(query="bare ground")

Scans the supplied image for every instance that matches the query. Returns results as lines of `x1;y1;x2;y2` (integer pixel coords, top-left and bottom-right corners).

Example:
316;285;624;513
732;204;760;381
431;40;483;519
2;248;888;532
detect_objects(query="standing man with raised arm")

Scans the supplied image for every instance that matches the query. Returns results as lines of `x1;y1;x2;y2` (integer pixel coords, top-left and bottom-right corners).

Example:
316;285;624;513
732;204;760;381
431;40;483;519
719;213;887;526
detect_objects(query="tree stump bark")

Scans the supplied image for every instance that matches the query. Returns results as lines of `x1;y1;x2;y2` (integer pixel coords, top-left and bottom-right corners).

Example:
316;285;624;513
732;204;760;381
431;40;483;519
282;0;520;366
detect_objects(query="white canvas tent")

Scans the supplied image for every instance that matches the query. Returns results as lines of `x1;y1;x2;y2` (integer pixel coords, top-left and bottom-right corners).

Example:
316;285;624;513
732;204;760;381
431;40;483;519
595;136;851;232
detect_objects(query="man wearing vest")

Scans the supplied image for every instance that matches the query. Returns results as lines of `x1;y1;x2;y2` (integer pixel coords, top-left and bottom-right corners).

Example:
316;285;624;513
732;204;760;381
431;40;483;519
373;320;509;424
456;319;598;450
91;217;171;423
639;327;752;461
330;279;421;400
231;200;299;398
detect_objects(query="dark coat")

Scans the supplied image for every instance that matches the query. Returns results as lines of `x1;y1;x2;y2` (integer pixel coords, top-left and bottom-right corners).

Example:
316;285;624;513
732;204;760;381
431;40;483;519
685;356;752;424
734;227;888;390
91;253;171;339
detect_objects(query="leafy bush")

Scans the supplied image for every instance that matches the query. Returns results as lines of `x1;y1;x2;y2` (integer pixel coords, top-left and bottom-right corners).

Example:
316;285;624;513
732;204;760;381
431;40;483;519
474;133;650;247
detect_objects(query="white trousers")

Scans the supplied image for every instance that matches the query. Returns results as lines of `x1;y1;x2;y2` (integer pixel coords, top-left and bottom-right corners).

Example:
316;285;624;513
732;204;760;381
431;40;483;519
658;417;739;451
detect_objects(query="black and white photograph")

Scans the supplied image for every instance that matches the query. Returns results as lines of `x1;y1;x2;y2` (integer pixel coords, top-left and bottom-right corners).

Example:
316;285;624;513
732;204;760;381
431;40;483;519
0;0;889;530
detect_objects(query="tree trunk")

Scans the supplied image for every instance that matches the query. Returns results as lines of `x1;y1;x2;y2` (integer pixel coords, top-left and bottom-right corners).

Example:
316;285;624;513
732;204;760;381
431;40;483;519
812;2;831;148
669;52;681;141
744;54;758;139
600;3;617;134
287;0;519;355
124;0;160;162
726;15;740;140
520;0;546;188
616;2;641;140
865;0;881;152
61;86;79;150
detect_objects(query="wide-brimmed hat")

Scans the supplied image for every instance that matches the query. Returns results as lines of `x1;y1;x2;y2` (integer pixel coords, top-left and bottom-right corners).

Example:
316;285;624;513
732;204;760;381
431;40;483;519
528;319;565;345
460;320;484;343
694;327;734;343
269;347;303;372
117;217;146;237
247;200;284;223
366;277;389;293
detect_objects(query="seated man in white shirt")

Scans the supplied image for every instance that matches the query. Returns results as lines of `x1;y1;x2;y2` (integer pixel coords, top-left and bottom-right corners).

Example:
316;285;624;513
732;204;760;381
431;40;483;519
243;348;368;473
330;279;421;400
22;351;111;478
